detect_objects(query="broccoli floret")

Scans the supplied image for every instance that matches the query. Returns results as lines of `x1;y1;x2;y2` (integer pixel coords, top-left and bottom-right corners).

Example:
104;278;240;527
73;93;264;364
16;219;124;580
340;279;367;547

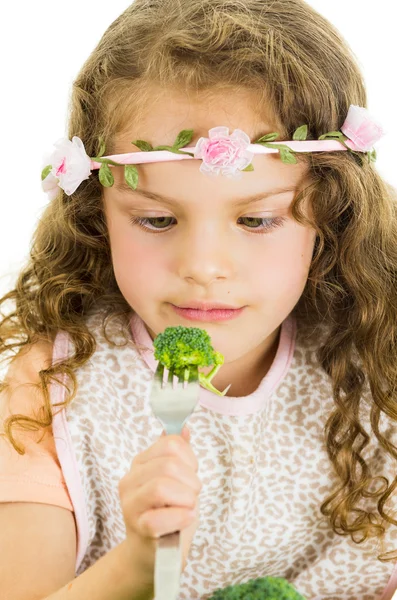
207;576;306;600
153;326;231;396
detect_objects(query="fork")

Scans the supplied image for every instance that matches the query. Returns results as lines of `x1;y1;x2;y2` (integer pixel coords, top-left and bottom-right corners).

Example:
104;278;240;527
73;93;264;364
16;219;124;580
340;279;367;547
149;362;200;600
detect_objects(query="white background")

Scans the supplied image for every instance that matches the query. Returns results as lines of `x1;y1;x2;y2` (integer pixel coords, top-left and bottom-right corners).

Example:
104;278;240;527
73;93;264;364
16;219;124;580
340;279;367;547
0;1;395;298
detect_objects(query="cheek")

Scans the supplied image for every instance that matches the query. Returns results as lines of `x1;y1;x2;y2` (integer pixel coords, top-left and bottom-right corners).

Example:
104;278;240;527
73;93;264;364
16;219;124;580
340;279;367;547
108;218;168;297
251;223;315;297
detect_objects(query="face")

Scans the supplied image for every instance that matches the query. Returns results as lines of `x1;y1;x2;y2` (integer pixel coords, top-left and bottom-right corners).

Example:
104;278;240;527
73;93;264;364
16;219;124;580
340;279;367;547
103;87;316;375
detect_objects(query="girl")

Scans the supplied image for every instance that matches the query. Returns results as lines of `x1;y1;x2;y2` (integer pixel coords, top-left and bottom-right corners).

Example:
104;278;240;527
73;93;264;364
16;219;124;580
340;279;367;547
0;1;396;599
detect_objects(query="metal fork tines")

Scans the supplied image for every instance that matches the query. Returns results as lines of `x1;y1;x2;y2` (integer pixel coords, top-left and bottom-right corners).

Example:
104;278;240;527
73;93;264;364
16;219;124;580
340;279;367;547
149;362;200;600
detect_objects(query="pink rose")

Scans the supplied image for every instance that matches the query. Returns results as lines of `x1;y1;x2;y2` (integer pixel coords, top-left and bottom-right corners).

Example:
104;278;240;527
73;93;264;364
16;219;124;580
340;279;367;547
42;136;92;197
193;126;254;179
341;105;386;152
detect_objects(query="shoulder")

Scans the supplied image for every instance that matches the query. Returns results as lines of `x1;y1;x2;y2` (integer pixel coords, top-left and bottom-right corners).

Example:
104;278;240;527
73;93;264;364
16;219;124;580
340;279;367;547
3;339;54;387
1;340;54;423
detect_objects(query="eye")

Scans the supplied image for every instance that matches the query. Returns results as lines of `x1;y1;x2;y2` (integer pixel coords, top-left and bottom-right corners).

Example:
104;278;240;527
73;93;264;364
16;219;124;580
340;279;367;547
129;215;287;234
130;216;175;231
237;216;286;232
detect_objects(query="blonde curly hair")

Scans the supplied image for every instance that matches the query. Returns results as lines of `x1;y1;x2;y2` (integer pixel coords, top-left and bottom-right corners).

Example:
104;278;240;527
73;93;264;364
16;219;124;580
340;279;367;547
1;0;397;563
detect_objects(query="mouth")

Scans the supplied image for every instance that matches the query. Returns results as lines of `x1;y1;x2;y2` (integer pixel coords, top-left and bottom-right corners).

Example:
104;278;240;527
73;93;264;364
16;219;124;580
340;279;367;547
174;300;243;310
171;304;245;322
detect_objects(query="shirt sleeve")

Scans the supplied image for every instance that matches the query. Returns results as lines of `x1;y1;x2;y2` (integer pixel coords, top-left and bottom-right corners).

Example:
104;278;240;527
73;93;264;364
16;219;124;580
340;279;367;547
0;343;74;512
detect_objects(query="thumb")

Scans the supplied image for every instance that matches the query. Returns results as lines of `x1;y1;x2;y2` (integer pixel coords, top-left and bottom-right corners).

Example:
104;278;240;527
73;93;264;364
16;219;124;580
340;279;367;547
181;425;191;441
161;426;190;440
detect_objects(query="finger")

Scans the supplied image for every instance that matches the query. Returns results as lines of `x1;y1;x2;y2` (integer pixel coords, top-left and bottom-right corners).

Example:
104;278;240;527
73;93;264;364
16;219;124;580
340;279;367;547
128;456;202;493
133;432;198;471
129;477;198;520
181;425;191;441
138;506;196;539
161;425;190;440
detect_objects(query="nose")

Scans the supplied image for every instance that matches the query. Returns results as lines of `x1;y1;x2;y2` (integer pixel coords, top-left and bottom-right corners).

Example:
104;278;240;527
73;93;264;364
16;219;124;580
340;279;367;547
176;222;236;285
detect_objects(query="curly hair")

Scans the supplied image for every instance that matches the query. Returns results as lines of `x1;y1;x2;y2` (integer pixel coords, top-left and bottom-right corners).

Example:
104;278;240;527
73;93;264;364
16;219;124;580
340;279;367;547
1;0;397;563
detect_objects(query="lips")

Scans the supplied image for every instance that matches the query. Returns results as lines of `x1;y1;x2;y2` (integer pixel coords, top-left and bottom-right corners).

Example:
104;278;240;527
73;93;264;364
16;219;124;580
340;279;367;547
171;304;245;322
174;302;241;311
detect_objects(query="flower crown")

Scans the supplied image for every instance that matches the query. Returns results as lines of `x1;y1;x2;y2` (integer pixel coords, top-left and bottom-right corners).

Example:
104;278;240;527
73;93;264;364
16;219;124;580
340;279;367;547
41;104;385;200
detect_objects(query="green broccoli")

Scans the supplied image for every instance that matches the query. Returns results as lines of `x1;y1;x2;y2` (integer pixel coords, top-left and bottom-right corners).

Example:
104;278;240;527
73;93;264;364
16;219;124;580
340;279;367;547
153;326;231;396
207;576;306;599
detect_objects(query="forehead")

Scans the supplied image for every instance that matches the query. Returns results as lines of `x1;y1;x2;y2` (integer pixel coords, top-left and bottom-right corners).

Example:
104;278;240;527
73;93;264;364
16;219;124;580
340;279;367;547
113;86;286;152
108;85;310;196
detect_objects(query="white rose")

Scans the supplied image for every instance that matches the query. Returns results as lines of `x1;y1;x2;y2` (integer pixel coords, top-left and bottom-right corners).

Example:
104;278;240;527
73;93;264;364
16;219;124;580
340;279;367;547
340;105;386;152
42;171;61;201
43;136;92;196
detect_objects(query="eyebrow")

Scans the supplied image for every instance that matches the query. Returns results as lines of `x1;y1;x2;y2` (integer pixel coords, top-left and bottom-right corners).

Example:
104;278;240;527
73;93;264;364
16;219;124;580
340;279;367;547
114;183;296;206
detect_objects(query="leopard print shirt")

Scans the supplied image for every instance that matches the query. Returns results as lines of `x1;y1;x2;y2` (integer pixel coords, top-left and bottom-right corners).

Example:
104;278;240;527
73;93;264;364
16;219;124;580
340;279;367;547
50;310;397;600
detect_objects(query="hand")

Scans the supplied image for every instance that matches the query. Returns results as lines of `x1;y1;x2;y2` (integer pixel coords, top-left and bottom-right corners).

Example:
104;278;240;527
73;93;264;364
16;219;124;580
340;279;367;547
118;425;201;581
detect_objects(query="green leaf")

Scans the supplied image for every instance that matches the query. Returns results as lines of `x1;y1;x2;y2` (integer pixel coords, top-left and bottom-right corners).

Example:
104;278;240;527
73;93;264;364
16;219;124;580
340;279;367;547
99;163;114;187
254;132;279;143
318;131;352;152
172;149;195;157
253;140;298;163
41;165;52;181
173;129;194;150
152;145;175;151
131;140;153;151
370;149;377;163
318;131;343;140
124;165;139;190
293;125;308;141
279;148;298;164
241;163;254;172
97;137;106;158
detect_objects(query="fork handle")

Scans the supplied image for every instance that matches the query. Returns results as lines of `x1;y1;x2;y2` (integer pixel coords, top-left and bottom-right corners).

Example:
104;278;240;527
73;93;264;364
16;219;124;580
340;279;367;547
164;421;188;435
154;531;182;600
